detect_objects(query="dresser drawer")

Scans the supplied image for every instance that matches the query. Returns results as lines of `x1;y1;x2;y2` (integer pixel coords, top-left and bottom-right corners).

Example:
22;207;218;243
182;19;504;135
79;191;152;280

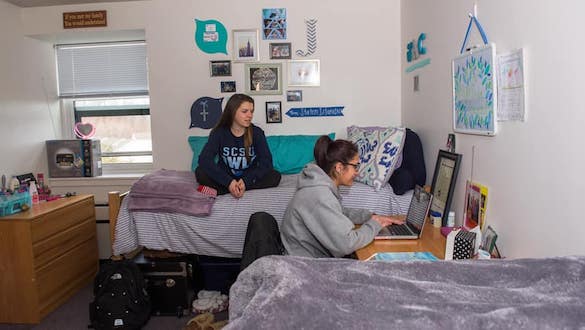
31;198;94;243
33;218;95;269
35;237;98;314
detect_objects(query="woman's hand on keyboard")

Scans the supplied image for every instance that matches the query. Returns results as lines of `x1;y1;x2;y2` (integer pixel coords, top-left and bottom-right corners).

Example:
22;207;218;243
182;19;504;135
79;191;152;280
372;214;405;227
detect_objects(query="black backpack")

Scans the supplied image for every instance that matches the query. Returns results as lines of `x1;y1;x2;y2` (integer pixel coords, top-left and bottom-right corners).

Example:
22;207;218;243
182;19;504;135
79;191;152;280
89;260;151;330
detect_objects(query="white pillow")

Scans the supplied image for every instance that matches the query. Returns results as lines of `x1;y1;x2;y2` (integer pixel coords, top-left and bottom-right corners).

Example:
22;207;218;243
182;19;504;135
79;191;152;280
347;125;406;191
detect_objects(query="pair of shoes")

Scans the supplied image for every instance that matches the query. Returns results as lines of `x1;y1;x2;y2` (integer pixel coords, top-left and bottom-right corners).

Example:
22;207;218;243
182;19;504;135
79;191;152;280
192;290;228;314
184;312;228;330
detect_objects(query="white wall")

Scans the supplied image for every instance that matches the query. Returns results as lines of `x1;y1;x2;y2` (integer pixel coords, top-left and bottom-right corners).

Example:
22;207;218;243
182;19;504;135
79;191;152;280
402;0;585;257
0;0;59;178
146;0;402;170
17;0;402;173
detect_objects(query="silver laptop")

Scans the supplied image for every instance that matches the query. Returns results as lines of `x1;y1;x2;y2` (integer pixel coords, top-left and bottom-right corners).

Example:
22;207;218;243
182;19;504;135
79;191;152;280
375;185;433;240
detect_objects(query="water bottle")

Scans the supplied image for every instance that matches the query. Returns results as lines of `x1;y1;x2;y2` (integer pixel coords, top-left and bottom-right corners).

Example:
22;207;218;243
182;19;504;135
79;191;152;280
29;181;39;205
447;211;455;227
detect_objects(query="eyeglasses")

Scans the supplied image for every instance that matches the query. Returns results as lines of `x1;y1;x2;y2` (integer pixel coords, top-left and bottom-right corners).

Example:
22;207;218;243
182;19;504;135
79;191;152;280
344;162;360;170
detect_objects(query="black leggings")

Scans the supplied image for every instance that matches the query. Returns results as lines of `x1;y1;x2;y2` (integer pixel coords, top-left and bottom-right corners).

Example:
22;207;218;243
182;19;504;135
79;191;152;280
195;167;281;195
240;212;285;271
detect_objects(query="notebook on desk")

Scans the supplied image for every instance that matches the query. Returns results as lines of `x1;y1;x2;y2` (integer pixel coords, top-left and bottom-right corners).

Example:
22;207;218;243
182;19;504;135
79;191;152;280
375;185;433;240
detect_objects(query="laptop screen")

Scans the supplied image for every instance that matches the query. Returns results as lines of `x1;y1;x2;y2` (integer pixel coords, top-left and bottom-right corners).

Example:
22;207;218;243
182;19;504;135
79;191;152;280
405;185;432;233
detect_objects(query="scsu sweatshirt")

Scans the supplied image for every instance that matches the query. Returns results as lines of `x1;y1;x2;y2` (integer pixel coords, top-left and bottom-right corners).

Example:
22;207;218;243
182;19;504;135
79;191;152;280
281;163;382;258
198;125;274;188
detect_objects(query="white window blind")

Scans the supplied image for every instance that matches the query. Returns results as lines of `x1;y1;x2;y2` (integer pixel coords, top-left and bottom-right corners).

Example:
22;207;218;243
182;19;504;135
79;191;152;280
56;41;148;98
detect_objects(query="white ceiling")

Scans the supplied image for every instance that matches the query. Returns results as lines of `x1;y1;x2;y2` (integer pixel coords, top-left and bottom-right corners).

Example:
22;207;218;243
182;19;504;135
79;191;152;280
5;0;140;7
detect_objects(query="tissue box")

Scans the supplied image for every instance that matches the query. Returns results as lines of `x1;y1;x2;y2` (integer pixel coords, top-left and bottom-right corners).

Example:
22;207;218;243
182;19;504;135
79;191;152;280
453;230;476;260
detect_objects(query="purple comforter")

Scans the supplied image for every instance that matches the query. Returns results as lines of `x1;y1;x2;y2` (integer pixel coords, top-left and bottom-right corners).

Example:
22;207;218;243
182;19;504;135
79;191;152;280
127;169;214;216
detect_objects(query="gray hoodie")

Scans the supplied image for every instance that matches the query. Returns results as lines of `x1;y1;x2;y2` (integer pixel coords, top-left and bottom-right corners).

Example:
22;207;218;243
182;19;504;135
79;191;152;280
281;163;382;258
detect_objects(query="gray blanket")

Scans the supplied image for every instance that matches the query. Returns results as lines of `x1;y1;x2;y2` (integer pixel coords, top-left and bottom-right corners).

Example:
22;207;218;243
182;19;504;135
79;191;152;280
227;255;585;329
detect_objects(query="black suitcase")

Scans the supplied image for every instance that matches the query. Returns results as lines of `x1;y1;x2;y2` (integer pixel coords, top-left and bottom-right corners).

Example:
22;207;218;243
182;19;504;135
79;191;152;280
134;254;194;317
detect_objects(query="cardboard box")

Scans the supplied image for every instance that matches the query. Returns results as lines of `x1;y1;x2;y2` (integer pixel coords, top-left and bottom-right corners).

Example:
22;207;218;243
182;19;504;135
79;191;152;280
46;140;102;178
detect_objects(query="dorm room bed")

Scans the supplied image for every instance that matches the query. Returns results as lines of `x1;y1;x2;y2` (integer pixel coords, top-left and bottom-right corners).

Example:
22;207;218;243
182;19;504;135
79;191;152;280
108;170;413;258
226;255;585;329
109;128;422;259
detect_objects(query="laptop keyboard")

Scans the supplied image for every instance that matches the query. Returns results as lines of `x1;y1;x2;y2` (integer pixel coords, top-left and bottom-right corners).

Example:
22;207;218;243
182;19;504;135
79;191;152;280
387;224;413;236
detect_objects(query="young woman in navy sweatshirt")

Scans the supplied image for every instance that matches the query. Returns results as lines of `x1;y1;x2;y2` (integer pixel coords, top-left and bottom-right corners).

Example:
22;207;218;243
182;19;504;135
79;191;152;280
196;94;281;198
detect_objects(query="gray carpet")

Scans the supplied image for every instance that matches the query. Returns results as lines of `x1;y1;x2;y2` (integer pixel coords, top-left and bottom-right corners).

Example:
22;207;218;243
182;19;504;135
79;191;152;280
0;283;204;330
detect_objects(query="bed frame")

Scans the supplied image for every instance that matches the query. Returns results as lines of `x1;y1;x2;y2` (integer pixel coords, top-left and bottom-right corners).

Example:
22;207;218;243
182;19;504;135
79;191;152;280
108;191;133;260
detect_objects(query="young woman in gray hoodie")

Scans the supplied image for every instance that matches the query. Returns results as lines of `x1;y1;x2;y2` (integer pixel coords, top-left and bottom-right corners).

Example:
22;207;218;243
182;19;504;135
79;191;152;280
281;136;404;258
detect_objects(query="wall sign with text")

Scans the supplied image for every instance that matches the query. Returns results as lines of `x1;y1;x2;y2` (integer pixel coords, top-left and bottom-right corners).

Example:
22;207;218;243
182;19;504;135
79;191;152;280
63;11;107;29
286;106;344;118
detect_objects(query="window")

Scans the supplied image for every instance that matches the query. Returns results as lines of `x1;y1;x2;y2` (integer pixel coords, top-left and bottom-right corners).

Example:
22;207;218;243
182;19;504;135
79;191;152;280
56;41;151;173
74;97;152;165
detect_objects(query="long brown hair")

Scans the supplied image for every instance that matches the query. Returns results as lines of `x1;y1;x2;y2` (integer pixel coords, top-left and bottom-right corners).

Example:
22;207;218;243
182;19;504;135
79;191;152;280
214;93;255;160
313;135;358;178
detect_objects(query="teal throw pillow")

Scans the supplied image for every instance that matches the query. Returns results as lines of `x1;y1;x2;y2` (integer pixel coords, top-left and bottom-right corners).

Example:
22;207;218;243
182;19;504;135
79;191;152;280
188;136;209;171
266;133;335;174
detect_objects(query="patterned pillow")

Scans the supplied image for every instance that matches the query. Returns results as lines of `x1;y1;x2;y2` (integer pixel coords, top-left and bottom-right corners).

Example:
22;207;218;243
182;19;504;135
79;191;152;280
347;125;406;191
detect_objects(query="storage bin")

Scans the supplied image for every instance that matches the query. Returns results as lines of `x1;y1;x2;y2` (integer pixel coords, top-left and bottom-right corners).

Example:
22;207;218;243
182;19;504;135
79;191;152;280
194;256;241;294
0;191;31;217
134;254;195;317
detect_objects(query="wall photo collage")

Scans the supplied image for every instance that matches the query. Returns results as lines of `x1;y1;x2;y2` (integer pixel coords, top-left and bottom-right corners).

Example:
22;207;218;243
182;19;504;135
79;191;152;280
195;8;325;126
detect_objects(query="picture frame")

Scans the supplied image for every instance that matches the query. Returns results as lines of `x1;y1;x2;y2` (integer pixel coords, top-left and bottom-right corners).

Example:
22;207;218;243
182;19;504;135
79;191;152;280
262;8;287;40
286;90;302;102
481;225;498;254
269;42;292;59
232;29;259;62
430;150;462;226
452;44;498;136
245;63;282;95
464;180;489;230
265;101;282;123
288;59;320;86
220;81;236;93
209;60;231;77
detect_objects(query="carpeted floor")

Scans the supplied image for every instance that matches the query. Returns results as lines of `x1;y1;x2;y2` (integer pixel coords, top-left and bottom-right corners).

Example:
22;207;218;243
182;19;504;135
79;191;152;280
0;283;225;330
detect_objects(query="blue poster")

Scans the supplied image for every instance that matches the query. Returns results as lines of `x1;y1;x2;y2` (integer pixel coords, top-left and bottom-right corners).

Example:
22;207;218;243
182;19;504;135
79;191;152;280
189;97;223;129
262;8;287;40
194;19;228;54
286;106;344;118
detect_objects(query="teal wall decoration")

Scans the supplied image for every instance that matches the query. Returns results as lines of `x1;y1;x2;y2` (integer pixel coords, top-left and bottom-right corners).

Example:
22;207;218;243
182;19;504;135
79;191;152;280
406;33;427;62
194;19;228;54
405;58;431;73
452;44;497;136
286;106;344;118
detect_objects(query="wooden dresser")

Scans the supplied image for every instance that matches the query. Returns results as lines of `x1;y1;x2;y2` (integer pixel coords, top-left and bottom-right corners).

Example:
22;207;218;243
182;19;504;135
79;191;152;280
0;195;98;324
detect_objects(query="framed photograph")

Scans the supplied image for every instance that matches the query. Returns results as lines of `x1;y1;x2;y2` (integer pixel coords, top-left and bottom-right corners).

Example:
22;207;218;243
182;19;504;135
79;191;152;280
452;44;497;136
269;42;292;59
481;225;498;254
232;29;259;62
265;101;282;123
288;59;320;86
430;150;462;226
464;180;489;230
220;81;236;93
245;63;282;95
286;90;302;102
209;60;231;77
